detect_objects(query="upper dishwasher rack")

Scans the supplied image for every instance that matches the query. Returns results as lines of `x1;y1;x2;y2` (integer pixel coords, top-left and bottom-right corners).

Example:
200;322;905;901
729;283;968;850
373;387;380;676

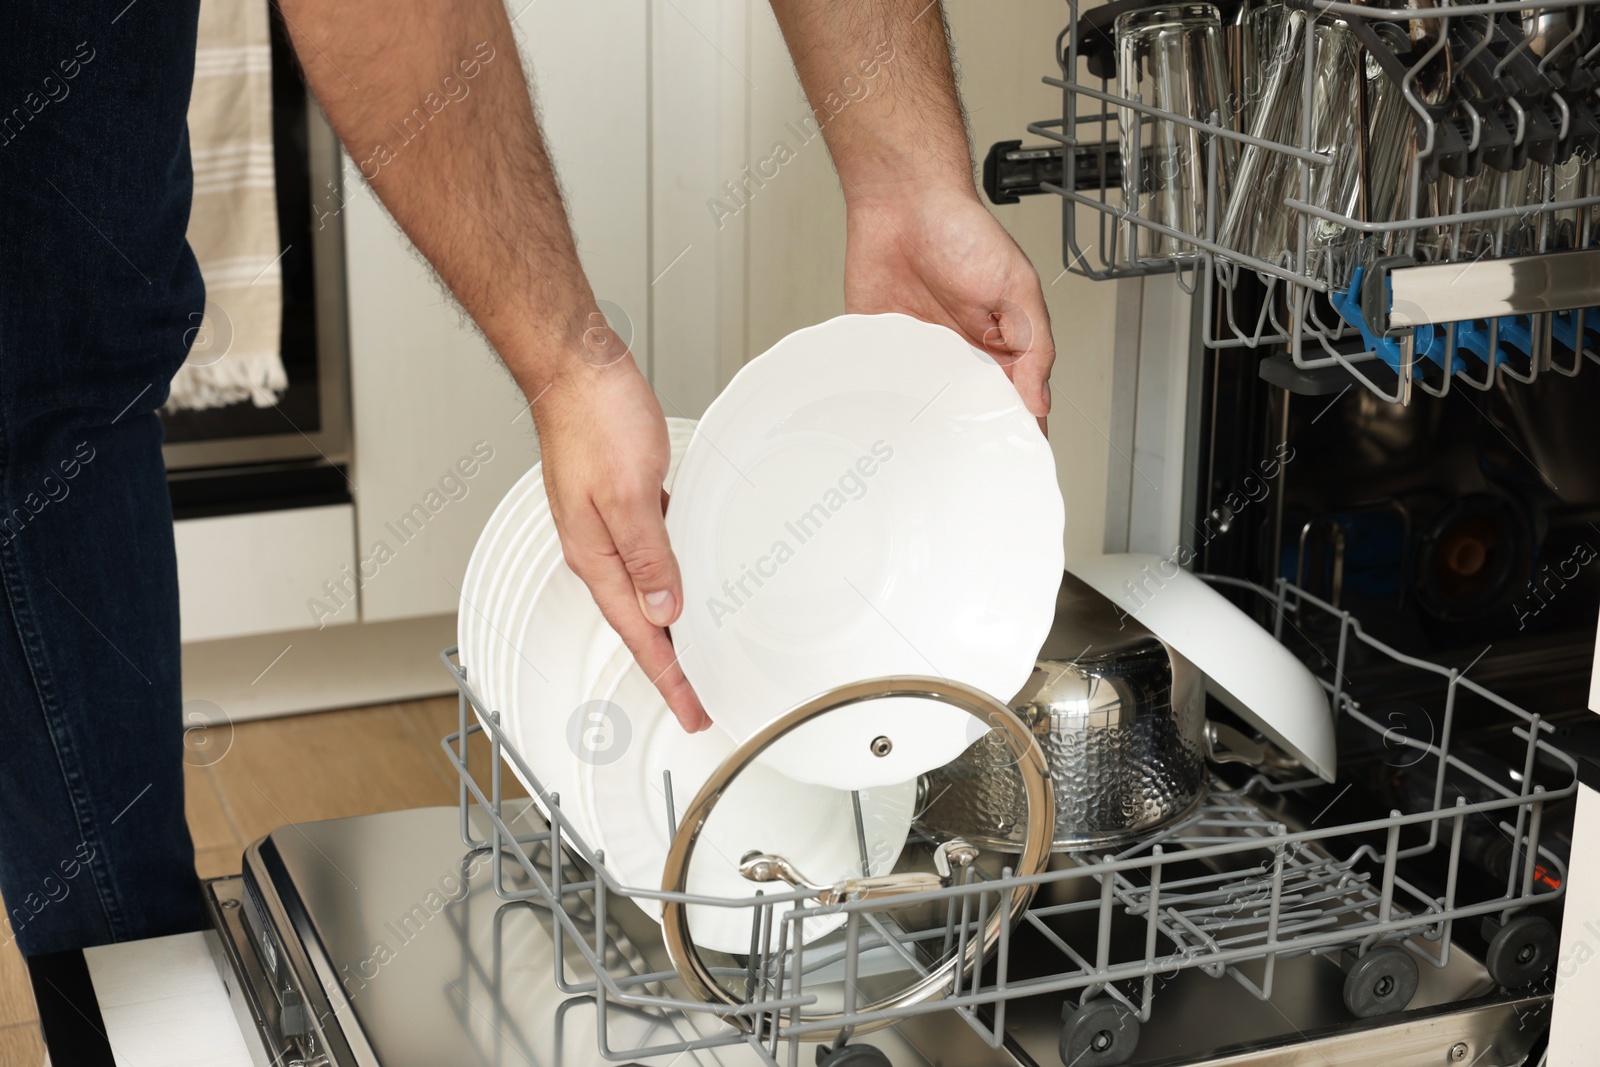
1003;0;1600;404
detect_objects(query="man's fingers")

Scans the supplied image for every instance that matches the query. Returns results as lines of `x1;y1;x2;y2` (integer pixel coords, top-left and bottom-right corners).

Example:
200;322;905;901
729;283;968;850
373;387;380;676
965;294;1055;419
562;501;710;733
603;478;684;628
1004;293;1055;420
577;549;710;732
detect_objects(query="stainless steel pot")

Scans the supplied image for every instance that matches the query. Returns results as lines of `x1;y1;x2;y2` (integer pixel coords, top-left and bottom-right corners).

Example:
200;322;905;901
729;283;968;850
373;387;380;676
921;573;1255;852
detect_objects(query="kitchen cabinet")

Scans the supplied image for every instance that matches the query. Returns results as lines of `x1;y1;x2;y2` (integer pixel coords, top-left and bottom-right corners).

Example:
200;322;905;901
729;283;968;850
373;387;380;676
175;504;356;643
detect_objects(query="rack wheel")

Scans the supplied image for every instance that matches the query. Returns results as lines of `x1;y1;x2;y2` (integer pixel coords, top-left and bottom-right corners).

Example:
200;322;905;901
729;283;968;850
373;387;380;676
815;1043;891;1067
1342;945;1419;1018
1484;915;1558;988
1058;998;1140;1066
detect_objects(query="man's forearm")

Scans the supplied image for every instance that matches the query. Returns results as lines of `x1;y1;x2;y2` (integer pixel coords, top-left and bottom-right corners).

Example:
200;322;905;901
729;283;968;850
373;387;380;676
277;0;615;397
767;0;974;207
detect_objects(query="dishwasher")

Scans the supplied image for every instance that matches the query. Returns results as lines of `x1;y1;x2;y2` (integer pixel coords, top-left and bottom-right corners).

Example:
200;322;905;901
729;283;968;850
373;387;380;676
205;0;1600;1063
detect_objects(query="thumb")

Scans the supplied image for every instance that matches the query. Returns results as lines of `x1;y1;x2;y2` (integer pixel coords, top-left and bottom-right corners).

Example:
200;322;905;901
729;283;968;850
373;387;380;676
609;485;683;627
967;296;1054;419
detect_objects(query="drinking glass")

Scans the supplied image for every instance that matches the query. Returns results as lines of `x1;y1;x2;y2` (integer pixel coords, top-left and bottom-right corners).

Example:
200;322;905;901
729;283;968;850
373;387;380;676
1116;4;1234;262
1217;9;1365;284
1549;153;1590;250
1438;165;1544;261
1229;0;1277;136
1365;55;1442;262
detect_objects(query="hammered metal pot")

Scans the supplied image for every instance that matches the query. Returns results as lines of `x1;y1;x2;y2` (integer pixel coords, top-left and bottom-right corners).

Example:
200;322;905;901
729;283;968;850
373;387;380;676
920;573;1208;852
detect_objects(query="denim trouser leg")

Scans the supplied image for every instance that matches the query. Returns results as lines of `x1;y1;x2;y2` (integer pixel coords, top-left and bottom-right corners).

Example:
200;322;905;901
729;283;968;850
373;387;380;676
0;1;206;955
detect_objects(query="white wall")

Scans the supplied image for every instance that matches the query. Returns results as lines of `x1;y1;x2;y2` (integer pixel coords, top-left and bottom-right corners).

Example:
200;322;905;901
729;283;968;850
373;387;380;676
239;0;1118;639
179;1;1128;724
952;3;1120;557
182;0;1123;712
647;0;751;416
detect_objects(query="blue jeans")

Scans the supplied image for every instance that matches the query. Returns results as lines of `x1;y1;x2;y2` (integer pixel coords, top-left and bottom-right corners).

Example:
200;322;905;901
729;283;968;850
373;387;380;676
0;0;205;955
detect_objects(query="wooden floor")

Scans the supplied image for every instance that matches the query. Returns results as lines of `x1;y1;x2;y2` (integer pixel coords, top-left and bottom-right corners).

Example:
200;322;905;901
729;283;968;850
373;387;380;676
0;694;523;1061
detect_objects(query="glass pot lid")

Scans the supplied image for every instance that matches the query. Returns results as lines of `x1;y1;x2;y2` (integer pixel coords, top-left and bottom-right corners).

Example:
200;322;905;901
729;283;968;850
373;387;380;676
657;676;1055;1037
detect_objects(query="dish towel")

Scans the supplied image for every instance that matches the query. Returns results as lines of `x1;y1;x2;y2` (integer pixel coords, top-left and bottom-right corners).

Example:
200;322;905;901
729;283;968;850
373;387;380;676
169;0;287;412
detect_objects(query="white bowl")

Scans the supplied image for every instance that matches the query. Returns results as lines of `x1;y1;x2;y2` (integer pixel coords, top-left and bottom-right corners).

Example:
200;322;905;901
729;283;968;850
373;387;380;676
665;314;1064;790
1064;553;1337;781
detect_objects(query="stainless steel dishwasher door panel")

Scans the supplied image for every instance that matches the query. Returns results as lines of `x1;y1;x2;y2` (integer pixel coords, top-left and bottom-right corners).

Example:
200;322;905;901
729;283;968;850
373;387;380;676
207;805;1031;1067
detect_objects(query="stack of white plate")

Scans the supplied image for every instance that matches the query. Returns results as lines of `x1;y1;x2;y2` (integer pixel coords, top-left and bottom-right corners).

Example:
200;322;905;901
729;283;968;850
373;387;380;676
458;417;696;804
458;417;917;952
458;313;1066;953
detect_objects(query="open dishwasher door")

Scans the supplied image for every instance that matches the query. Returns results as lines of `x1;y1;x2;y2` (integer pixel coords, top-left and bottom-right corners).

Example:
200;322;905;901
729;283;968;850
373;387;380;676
204;805;1028;1067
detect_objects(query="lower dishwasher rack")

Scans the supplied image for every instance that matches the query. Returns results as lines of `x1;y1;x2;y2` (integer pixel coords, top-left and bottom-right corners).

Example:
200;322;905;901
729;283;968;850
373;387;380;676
437;574;1573;1066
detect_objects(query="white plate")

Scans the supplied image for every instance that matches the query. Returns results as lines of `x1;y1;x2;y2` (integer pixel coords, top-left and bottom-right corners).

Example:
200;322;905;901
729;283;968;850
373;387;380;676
474;502;553;713
665;314;1064;790
577;643;917;953
465;518;567;814
460;416;696;691
458;472;542;701
458;416;697;736
476;491;552;684
665;417;697;490
1064;553;1337;781
489;419;700;834
458;481;549;759
502;534;615;830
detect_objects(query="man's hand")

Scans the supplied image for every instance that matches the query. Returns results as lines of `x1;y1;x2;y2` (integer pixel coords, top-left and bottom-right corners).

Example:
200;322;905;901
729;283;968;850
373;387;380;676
844;186;1053;419
768;0;1054;420
280;0;707;731
535;351;710;734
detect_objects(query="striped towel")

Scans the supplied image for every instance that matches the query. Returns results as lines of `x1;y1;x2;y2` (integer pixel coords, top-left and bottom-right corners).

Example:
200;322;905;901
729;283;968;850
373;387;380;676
169;0;287;412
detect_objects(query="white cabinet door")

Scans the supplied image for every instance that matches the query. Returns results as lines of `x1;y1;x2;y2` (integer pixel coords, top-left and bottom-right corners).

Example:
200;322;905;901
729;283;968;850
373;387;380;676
344;1;649;624
649;0;751;417
175;505;357;642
